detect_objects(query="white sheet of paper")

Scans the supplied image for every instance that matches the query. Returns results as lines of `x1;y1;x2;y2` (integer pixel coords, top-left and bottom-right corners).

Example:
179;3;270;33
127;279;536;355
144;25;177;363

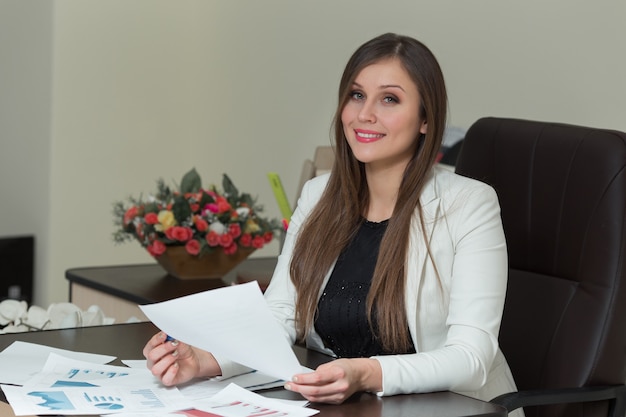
1;383;189;416
0;341;116;385
22;353;157;390
139;281;305;381
121;359;284;398
194;383;318;417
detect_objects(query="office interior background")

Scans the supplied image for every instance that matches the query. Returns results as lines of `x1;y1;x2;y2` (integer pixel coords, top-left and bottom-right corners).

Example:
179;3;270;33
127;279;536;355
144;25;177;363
1;0;625;307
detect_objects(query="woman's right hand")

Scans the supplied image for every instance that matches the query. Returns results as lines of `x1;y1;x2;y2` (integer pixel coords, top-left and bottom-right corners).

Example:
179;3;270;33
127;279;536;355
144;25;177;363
143;332;221;386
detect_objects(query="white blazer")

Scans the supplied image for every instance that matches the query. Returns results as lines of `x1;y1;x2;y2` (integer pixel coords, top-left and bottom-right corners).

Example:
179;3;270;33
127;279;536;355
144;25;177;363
219;166;520;409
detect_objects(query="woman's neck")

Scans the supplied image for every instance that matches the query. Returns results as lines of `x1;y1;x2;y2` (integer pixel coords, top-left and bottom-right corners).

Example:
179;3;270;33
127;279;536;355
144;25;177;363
364;164;405;222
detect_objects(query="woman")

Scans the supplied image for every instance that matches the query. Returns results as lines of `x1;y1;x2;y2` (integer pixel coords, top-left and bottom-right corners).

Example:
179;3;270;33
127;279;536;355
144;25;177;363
144;33;521;412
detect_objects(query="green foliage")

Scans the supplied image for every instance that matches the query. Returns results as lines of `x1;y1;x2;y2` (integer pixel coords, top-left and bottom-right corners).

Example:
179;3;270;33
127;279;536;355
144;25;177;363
180;168;202;194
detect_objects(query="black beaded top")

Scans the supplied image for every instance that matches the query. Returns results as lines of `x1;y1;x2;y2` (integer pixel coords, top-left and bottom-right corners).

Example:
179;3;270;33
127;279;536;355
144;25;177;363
314;219;416;358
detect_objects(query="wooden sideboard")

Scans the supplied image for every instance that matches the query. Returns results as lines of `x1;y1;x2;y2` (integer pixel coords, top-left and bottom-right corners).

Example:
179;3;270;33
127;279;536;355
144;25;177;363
65;257;277;323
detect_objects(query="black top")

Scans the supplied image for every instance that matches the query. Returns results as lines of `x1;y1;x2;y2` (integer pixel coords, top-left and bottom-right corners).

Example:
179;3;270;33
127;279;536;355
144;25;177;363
315;219;416;358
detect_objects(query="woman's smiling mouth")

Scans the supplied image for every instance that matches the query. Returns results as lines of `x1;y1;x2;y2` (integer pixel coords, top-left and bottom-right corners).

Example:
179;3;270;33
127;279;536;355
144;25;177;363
355;129;385;143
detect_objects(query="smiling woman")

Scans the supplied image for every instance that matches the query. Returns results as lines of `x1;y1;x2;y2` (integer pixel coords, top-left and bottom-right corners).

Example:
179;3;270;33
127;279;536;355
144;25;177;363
340;58;427;210
141;33;523;416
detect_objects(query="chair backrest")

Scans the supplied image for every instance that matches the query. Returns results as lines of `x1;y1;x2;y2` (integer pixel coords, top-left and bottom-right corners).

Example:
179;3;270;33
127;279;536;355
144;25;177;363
455;117;626;416
295;146;335;207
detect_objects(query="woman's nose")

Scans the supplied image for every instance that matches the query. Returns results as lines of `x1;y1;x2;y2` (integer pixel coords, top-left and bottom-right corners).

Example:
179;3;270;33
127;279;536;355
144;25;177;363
357;101;376;123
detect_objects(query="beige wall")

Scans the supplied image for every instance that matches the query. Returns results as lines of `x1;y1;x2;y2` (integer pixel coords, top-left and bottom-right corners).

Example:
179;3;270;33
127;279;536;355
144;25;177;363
0;1;53;303
1;0;625;306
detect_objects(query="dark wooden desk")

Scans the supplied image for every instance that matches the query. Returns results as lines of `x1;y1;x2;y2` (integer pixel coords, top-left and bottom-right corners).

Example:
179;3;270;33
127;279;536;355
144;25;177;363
0;322;507;417
65;258;278;322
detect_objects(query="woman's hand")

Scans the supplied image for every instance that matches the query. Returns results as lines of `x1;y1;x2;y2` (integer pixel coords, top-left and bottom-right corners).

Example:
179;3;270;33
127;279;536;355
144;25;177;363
284;358;382;404
142;332;220;386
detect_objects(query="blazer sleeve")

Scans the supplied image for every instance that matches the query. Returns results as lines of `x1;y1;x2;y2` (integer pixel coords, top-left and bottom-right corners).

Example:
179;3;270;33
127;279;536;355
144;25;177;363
374;179;508;396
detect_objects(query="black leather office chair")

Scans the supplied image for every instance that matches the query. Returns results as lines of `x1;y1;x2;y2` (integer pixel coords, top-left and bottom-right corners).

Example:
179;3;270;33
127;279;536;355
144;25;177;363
455;117;626;417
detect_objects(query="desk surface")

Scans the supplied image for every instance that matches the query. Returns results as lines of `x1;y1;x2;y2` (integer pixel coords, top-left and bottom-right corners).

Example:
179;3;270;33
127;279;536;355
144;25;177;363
65;257;278;305
0;322;506;417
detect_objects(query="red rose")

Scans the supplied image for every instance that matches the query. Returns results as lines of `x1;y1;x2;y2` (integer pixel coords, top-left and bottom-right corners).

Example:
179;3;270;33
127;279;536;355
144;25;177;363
185;239;201;255
263;231;273;243
123;206;138;226
228;223;242;239
206;231;220;247
239;233;252;247
223;243;237;255
219;233;233;247
252;235;265;249
165;226;194;242
190;203;200;213
144;212;159;225
195;218;209;232
147;240;167;257
216;196;231;213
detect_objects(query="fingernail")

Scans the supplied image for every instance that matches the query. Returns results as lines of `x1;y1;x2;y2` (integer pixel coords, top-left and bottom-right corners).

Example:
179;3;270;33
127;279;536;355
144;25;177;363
284;383;291;390
172;350;179;357
171;340;179;347
292;376;298;382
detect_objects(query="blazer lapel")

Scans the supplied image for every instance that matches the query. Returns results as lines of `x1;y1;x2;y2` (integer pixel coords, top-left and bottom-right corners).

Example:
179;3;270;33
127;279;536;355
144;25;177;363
405;173;442;352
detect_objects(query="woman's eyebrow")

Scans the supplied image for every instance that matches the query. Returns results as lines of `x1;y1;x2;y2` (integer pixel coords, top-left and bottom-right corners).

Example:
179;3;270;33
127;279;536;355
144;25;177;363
352;81;405;92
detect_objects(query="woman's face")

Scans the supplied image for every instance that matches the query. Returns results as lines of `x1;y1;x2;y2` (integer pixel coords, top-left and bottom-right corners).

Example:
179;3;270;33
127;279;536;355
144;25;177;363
341;58;426;171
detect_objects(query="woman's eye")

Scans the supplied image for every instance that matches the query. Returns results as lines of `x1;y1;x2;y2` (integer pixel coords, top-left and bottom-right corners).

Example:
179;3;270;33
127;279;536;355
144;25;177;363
350;91;364;100
383;95;398;104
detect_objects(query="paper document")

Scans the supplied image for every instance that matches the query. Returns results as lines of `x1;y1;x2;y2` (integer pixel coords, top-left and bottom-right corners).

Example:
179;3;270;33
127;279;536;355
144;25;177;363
122;360;285;399
193;383;318;416
0;341;116;386
106;384;315;417
22;353;157;389
1;383;189;415
140;281;307;381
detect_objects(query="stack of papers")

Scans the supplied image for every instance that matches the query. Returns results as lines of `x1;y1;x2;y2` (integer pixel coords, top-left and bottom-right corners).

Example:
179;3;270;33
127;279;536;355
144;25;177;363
0;342;317;416
0;282;319;416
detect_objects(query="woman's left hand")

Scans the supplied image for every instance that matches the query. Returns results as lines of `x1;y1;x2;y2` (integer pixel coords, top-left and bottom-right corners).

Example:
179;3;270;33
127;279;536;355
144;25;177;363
284;358;382;404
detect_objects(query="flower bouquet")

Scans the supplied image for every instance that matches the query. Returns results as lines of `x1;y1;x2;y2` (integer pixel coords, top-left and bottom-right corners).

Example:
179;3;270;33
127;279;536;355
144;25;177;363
113;169;281;279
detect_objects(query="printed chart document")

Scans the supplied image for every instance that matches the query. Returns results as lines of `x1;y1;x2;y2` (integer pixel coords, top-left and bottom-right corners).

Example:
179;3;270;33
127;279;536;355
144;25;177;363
111;383;317;417
1;352;191;415
1;383;188;416
22;353;158;389
0;341;116;386
193;383;318;417
140;281;308;382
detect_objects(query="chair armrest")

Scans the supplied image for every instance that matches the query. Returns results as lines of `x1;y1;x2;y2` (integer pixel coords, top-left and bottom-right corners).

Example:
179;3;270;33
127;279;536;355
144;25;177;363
490;385;626;415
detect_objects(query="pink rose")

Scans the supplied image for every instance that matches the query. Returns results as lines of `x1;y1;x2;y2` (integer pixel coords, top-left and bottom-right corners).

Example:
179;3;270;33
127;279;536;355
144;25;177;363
216;196;231;213
147;240;167;257
239;233;252;247
252;235;265;249
195;218;209;232
185;239;200;256
123;206;138;226
219;233;234;248
144;212;159;225
206;231;220;247
228;223;242;239
205;203;219;214
223;243;237;255
165;226;194;242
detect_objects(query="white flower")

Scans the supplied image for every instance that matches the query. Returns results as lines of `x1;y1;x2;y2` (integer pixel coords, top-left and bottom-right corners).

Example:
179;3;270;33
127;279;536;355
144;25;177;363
209;221;227;234
236;207;250;218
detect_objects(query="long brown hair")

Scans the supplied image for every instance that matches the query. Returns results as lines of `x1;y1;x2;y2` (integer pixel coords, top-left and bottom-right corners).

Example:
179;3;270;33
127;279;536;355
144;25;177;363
290;33;447;352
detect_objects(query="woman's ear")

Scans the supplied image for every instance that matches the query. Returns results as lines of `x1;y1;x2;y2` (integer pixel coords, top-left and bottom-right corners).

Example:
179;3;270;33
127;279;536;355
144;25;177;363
419;120;427;135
